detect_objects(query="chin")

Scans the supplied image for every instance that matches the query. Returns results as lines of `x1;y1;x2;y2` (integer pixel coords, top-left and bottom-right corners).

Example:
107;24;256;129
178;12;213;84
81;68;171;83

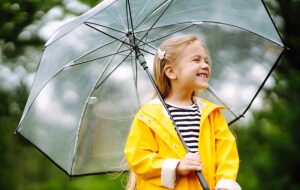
196;83;209;90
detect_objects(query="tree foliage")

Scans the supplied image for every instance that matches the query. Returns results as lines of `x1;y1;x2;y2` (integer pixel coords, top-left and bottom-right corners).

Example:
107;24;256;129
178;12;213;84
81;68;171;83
0;0;62;58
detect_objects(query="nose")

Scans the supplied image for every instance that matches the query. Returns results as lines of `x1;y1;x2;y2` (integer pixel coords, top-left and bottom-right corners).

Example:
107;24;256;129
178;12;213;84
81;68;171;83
200;61;210;70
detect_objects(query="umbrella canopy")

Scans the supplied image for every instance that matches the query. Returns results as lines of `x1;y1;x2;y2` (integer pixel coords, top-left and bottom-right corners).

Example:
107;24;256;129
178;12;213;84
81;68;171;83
16;0;284;177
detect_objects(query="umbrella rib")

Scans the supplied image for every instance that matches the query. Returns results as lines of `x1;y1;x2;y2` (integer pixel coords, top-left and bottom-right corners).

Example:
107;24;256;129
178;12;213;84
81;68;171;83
139;48;155;56
44;0;117;47
126;0;141;62
207;85;238;118
261;0;285;46
228;47;286;125
81;22;193;58
66;49;131;67
135;20;284;47
137;0;175;46
84;22;131;47
130;49;142;108
141;30;149;51
137;23;195;48
70;40;130;174
200;21;284;47
139;41;156;52
126;0;135;33
17;37;130;130
16;38;124;129
133;24;198;56
125;0;130;32
84;22;127;34
133;0;172;31
132;23;196;55
91;35;128;87
94;50;133;90
135;21;197;33
68;39;125;66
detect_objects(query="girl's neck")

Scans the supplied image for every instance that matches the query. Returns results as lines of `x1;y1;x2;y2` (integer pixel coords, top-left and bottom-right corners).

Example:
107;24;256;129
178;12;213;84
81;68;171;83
164;89;194;106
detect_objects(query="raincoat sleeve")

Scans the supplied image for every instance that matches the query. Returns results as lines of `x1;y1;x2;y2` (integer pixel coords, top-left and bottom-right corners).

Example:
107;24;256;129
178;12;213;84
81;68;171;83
124;112;179;188
213;109;241;190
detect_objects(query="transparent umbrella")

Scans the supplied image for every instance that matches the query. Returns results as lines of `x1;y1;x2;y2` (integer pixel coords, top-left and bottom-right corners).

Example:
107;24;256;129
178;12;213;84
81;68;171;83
16;0;285;185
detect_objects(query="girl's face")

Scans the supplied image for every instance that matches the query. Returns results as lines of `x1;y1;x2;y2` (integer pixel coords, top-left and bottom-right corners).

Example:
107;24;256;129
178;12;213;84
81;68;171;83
173;41;211;91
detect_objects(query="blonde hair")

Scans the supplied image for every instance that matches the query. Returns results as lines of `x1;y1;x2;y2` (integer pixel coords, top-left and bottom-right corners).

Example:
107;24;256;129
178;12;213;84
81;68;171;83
125;171;136;190
153;35;211;98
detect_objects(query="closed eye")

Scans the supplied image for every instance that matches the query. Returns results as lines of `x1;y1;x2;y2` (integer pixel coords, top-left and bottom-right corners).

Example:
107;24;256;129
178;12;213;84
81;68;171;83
191;55;210;65
204;58;210;65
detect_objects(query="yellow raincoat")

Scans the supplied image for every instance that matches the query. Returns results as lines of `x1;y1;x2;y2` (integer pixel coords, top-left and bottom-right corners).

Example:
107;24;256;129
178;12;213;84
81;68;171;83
124;98;240;190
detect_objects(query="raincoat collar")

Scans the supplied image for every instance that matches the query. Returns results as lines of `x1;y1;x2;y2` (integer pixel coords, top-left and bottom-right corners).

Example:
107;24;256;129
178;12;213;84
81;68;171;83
139;97;225;156
145;96;225;118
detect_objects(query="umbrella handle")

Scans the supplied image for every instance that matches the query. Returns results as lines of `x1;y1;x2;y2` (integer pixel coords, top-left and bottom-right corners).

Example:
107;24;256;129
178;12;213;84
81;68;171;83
196;171;210;190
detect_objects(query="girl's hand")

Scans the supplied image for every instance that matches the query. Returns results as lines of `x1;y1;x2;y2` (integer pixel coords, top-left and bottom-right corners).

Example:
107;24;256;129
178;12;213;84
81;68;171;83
176;152;203;176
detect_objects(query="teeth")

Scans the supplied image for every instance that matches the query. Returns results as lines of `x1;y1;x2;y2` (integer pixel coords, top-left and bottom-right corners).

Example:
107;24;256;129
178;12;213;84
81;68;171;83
198;73;207;78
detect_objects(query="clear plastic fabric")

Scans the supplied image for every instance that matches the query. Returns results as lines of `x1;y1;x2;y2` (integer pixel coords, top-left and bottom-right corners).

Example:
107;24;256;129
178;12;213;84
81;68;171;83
17;0;284;175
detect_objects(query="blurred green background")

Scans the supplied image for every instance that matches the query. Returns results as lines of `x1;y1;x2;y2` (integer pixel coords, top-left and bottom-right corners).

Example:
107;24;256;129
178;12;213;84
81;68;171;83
0;0;299;189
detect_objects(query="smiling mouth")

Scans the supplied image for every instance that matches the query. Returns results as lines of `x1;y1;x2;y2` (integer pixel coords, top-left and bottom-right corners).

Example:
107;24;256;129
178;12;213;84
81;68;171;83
197;73;208;79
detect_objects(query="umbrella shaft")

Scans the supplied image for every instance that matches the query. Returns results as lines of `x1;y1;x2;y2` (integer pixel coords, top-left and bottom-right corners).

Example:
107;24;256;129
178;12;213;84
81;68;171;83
137;53;148;70
196;171;210;190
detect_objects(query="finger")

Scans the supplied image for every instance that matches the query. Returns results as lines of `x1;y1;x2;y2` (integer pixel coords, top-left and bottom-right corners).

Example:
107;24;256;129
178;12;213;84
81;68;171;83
193;163;203;171
186;160;202;168
186;164;203;172
186;157;201;164
189;152;201;159
195;165;203;171
186;155;201;163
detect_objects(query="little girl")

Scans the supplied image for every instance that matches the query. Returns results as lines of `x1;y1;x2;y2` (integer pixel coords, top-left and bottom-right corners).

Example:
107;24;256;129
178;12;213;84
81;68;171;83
124;35;241;190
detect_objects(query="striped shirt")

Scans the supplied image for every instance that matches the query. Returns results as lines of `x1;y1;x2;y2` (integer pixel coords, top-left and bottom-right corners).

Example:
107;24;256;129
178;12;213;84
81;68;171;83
166;102;201;153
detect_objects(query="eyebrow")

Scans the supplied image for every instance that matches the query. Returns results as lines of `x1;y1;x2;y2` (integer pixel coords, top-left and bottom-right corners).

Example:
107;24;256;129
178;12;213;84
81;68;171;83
191;55;209;60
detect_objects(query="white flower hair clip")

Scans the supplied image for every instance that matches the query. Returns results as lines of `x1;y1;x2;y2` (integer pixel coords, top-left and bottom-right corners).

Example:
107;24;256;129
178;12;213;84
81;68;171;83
157;48;166;60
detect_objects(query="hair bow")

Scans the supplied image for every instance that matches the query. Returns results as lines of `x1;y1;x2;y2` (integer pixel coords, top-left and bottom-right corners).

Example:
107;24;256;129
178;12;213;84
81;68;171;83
157;48;166;60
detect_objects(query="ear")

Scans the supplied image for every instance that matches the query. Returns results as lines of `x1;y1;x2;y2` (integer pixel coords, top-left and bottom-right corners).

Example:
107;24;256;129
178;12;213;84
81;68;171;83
164;65;177;80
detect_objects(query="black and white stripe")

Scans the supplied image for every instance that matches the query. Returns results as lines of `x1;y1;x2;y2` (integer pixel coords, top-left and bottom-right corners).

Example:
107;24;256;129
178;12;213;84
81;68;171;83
166;103;200;153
